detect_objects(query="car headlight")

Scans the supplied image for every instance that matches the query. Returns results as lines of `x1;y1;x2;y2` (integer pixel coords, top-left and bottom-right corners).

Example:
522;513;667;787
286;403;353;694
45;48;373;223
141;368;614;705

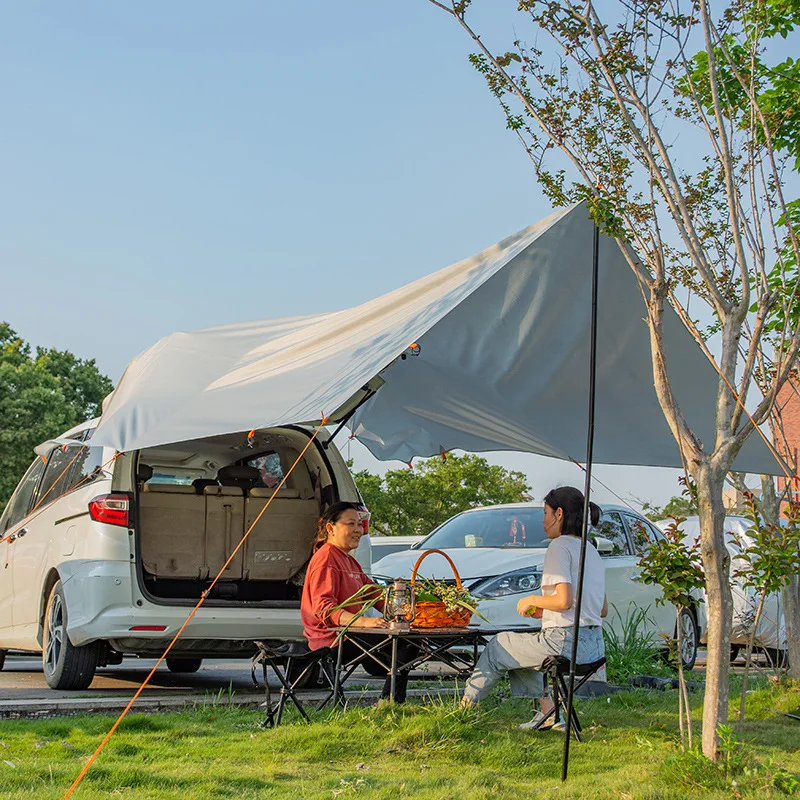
472;568;542;598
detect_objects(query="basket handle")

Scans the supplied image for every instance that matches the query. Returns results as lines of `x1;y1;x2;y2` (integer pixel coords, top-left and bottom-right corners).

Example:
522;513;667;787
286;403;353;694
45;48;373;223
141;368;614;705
410;548;463;590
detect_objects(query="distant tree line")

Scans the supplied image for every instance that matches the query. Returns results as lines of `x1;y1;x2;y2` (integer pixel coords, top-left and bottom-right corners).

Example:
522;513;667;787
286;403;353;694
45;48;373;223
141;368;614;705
0;323;113;513
350;453;531;536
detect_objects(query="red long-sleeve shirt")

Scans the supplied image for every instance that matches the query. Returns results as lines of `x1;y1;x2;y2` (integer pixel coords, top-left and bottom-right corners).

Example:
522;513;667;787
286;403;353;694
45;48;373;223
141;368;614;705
301;543;384;650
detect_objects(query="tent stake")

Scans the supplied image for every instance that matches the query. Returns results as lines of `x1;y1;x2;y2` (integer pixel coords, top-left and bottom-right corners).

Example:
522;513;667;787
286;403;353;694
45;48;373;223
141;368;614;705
562;219;600;781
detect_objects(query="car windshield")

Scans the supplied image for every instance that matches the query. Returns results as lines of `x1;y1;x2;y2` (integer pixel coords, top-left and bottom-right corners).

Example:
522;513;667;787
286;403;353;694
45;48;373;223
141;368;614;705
422;507;550;549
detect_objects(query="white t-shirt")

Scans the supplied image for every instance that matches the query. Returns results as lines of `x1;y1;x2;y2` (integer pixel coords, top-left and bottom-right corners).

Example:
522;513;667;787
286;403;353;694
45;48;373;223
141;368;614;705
540;535;605;629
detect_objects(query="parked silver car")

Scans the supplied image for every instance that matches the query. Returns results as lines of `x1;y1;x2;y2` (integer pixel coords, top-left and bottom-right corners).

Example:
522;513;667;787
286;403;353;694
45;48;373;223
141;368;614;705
369;535;425;567
656;515;787;660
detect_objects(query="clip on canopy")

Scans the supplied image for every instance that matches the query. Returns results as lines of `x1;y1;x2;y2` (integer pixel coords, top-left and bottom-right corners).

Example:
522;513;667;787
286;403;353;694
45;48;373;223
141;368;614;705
90;203;779;476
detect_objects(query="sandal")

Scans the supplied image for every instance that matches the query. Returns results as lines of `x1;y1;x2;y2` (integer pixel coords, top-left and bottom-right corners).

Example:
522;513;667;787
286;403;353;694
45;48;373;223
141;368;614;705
518;709;553;731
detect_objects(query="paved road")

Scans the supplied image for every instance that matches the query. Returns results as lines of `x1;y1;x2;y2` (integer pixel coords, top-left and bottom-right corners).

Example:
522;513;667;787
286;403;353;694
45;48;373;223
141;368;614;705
2;649;736;700
6;647;764;699
0;652;441;717
0;653;292;700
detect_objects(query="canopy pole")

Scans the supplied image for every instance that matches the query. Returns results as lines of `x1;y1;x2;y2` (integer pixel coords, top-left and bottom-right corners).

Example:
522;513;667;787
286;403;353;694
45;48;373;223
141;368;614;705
561;219;600;781
324;387;377;448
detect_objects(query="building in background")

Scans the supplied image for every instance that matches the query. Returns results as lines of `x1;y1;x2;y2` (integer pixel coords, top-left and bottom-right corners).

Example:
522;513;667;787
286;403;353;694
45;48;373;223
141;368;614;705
775;377;800;506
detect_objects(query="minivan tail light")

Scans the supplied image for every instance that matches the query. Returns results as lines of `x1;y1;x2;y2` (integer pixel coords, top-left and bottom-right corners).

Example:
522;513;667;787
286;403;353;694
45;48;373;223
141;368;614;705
357;504;370;535
89;494;131;527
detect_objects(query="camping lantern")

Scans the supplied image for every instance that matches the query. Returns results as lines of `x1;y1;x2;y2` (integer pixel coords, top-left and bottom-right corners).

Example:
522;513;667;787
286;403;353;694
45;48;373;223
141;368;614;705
384;579;415;630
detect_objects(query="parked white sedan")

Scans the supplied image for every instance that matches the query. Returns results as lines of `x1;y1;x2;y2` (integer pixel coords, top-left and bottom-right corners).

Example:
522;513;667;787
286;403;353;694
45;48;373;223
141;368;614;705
373;502;700;669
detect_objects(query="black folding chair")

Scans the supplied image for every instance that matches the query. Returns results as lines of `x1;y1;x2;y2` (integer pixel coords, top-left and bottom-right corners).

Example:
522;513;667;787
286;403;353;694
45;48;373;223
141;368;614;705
251;640;338;727
537;655;606;741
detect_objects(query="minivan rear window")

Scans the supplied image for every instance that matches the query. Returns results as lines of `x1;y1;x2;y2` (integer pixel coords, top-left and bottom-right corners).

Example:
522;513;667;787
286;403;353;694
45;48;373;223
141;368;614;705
147;469;200;486
246;452;284;489
69;446;106;488
36;447;82;508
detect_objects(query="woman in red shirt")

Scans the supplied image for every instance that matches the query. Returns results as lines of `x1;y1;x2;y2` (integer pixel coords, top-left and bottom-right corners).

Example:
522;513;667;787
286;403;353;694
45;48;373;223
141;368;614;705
301;501;410;702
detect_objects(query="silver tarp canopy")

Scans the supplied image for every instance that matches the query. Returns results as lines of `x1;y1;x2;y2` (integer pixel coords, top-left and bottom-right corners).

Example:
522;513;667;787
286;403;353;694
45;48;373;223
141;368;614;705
91;204;779;474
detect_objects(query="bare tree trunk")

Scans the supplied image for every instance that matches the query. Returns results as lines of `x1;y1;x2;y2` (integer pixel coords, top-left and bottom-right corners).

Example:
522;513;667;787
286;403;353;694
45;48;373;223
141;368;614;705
676;607;686;751
760;475;781;523
739;590;766;724
675;606;693;750
682;666;694;750
784;576;800;679
696;462;733;760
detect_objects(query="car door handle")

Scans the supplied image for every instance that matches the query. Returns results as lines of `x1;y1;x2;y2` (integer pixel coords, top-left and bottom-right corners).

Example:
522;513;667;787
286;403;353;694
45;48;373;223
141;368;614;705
16;528;28;538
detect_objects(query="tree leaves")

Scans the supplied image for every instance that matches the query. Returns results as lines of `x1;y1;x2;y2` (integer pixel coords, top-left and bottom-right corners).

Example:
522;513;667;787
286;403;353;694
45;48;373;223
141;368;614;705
351;453;530;536
733;491;800;597
0;323;113;513
637;519;705;612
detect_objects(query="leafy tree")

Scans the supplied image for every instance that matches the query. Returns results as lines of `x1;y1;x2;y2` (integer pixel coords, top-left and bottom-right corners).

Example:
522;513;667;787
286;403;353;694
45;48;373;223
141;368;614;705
0;323;113;513
427;0;800;758
351;453;530;536
682;0;800;680
643;495;699;523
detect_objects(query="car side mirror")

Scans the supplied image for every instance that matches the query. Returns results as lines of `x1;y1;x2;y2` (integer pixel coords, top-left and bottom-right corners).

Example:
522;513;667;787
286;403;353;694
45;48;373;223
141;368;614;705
592;535;615;556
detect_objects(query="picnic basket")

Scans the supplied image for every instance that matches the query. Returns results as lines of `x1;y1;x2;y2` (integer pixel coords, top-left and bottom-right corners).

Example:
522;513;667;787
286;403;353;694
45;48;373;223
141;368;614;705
410;548;472;629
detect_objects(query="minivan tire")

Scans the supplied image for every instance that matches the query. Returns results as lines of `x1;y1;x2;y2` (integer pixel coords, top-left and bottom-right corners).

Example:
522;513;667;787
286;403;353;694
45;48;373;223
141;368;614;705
43;581;100;690
166;657;203;673
678;607;699;672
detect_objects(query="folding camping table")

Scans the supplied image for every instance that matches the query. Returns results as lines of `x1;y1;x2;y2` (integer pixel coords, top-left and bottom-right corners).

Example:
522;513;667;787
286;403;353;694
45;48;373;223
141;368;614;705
331;625;534;703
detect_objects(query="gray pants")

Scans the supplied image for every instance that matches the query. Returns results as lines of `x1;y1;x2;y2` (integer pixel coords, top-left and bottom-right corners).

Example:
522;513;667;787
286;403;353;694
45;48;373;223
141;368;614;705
463;626;604;704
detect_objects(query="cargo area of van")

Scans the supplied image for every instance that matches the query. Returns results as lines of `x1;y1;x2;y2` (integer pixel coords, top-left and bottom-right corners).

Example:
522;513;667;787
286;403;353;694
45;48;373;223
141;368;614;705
131;427;355;606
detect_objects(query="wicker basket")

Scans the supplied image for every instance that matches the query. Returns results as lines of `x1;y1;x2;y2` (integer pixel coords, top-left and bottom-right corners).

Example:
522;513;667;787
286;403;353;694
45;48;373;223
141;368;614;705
410;549;473;629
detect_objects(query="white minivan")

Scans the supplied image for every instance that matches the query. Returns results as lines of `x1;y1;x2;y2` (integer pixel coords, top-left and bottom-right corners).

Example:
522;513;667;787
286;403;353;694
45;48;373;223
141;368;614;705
0;420;370;689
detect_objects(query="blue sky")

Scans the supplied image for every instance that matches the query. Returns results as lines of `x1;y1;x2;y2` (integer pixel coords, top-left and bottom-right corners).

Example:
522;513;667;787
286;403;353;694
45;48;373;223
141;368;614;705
2;1;699;508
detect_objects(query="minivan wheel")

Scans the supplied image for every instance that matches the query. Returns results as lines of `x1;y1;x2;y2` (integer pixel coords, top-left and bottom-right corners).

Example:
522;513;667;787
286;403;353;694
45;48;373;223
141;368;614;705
43;581;100;690
678;608;699;672
166;657;203;673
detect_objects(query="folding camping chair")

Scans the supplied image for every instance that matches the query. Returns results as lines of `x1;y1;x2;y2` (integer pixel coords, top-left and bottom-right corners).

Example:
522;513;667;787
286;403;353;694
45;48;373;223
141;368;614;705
251;640;338;728
535;655;607;741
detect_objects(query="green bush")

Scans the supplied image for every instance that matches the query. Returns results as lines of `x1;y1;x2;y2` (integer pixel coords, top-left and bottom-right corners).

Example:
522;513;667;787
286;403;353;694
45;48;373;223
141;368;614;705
604;604;672;683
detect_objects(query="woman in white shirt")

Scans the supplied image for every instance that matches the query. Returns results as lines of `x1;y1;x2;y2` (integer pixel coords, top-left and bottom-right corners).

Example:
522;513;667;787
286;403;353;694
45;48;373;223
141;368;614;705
462;486;607;729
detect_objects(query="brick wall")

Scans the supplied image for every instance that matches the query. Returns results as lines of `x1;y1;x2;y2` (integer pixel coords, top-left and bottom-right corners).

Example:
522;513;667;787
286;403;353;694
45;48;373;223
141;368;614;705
776;378;800;503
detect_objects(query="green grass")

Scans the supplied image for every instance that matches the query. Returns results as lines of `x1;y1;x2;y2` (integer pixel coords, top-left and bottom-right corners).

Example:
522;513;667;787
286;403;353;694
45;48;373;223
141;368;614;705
0;678;798;799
